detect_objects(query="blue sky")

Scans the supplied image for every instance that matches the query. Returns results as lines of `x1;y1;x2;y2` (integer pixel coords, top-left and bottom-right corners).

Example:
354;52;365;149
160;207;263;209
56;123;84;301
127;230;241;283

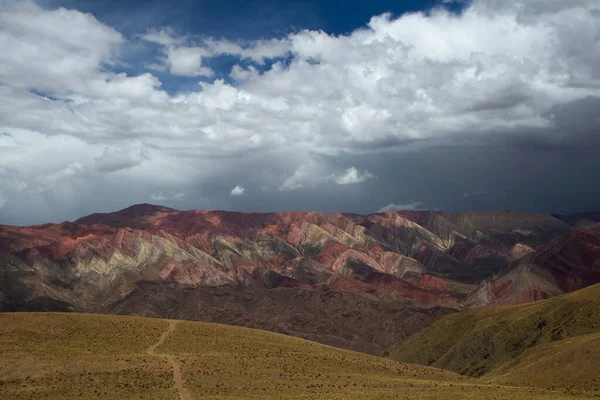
1;0;600;224
41;0;465;37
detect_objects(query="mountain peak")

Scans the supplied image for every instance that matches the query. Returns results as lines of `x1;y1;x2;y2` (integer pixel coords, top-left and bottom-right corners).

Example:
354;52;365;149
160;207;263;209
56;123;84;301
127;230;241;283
75;203;176;228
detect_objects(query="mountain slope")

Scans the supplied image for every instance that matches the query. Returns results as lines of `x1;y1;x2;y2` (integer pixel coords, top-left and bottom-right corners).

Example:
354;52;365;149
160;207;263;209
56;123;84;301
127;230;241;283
0;312;590;400
105;282;453;355
467;225;600;307
384;283;600;393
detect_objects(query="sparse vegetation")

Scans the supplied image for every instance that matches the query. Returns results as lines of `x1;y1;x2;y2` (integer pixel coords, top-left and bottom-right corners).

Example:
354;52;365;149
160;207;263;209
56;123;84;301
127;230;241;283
0;312;175;399
385;283;600;396
1;312;596;399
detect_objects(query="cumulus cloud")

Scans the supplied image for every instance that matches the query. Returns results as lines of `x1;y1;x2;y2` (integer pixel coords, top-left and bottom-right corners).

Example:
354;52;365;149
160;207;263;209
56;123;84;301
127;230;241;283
4;1;600;159
0;1;123;94
378;202;424;212
230;185;245;196
142;28;215;76
332;167;374;185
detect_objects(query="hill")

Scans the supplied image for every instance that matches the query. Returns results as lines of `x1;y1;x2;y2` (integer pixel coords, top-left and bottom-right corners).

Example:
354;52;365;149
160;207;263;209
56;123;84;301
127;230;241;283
384;283;600;394
0;312;592;400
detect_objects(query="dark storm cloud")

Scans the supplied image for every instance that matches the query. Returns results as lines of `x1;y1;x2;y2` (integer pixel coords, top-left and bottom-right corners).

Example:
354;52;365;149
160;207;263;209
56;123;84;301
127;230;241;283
499;97;600;153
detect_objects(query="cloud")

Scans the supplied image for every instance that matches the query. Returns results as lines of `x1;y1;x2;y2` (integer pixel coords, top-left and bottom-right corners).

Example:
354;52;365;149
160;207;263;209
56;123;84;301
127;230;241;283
279;164;314;191
279;164;373;190
377;202;424;212
34;162;83;193
150;192;186;201
332;167;374;185
150;193;168;201
230;185;245;196
4;1;600;160
95;145;149;172
141;28;291;75
164;46;214;77
141;29;214;77
0;1;123;94
0;191;5;208
0;166;28;192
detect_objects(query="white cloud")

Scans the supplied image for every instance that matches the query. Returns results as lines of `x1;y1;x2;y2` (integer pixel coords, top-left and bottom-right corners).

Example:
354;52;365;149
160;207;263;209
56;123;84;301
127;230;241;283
0;1;123;94
230;185;245;196
150;193;168;201
279;164;314;191
332;167;374;185
95;145;148;172
150;192;186;201
141;29;214;77
165;46;213;77
3;1;599;158
141;29;291;75
280;165;374;190
139;27;181;47
35;162;83;193
378;202;424;212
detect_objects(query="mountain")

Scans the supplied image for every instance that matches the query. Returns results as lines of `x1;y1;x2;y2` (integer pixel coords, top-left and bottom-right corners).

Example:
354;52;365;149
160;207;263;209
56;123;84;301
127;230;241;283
384;283;600;394
0;204;593;355
552;212;600;228
466;225;600;307
0;312;586;400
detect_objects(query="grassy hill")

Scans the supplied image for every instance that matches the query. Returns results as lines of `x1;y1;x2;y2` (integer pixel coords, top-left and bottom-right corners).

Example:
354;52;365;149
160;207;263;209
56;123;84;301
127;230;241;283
0;313;592;399
384;283;600;395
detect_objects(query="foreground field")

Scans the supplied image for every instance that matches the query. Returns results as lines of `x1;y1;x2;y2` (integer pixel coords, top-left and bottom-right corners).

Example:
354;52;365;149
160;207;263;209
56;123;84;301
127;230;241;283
0;313;595;399
385;283;600;396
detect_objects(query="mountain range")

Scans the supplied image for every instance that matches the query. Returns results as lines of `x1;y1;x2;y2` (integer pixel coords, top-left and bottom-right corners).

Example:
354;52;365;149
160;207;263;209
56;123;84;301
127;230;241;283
1;204;599;354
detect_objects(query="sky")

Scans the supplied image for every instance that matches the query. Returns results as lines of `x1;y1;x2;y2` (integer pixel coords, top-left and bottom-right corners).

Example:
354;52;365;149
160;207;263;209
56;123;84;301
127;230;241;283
1;0;600;225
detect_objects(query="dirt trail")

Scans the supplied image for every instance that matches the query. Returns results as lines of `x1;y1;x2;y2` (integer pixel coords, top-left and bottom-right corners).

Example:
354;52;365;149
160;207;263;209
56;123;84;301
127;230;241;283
146;320;191;400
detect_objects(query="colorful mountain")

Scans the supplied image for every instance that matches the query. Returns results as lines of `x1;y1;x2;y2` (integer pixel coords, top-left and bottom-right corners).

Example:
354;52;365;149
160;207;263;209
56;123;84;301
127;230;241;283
2;204;597;354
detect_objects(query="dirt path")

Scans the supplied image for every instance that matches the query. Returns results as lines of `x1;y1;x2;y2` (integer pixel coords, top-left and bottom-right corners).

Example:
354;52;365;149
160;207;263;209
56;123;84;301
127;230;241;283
146;320;191;400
